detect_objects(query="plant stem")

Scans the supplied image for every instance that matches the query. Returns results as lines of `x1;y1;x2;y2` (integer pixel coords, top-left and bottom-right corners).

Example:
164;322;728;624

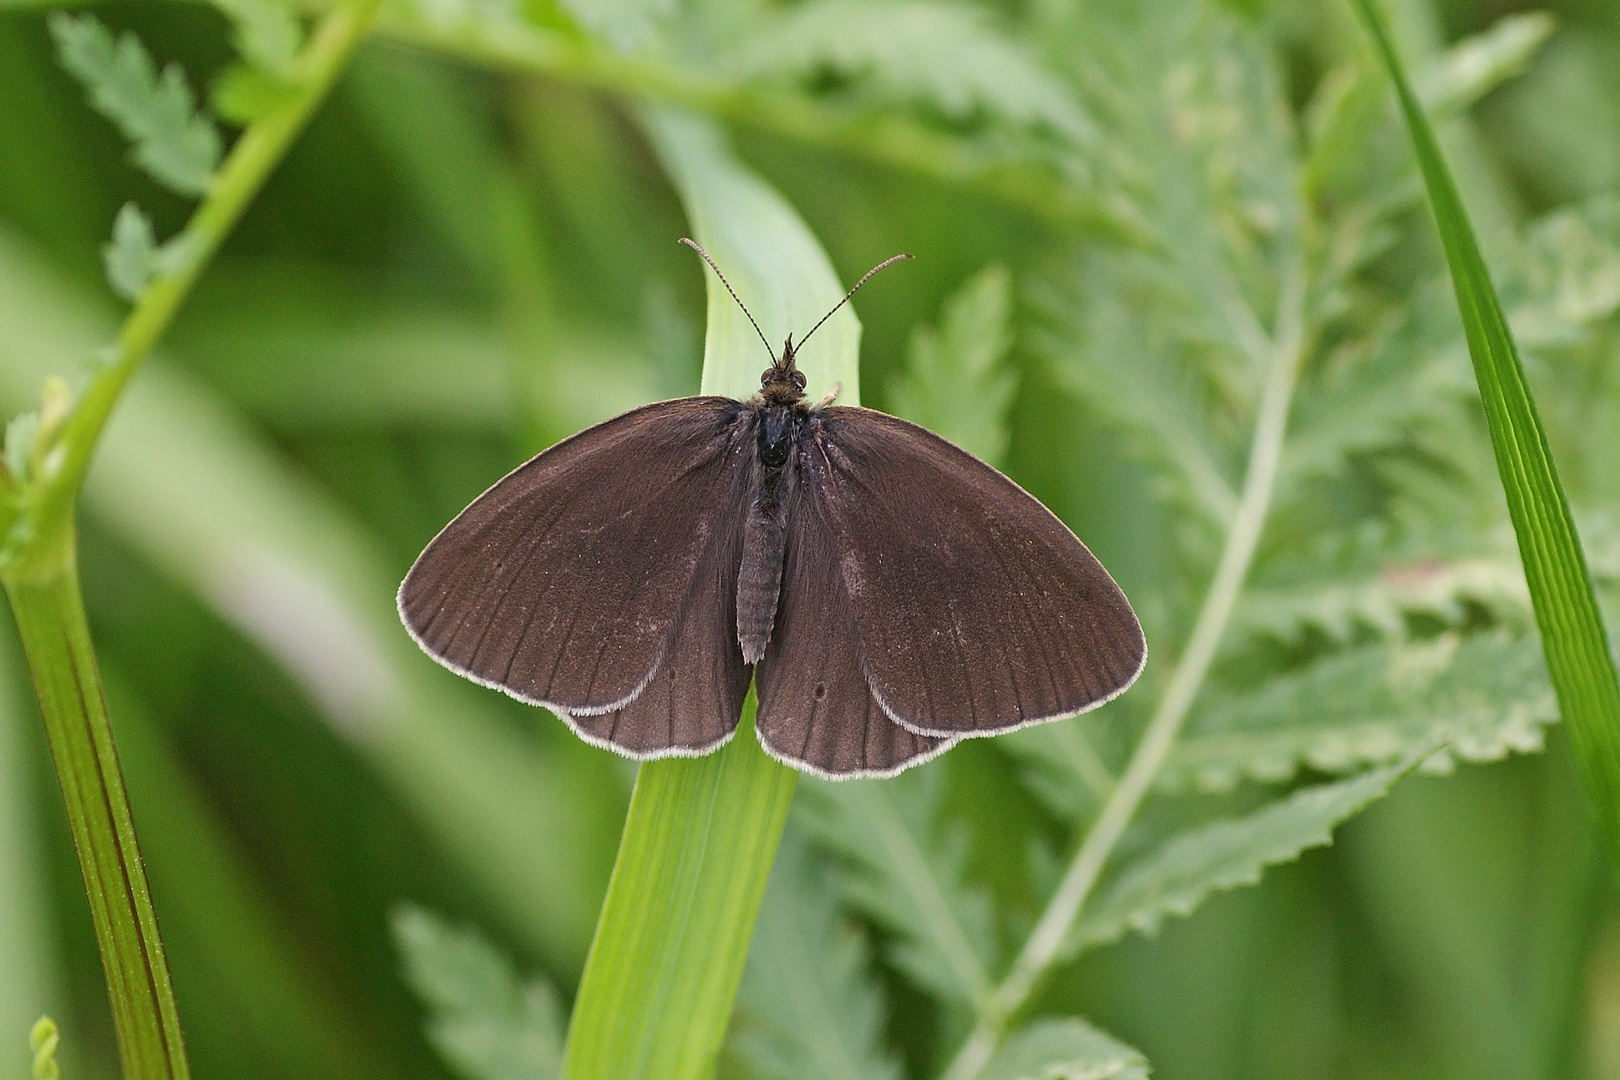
0;3;379;1076
939;262;1307;1080
357;10;1138;242
9;547;187;1080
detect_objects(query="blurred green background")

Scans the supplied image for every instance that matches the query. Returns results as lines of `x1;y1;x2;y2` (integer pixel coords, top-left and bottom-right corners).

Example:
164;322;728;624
4;0;1620;1077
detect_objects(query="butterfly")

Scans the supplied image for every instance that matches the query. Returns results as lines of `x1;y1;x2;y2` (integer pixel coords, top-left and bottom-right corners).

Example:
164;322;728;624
398;240;1145;778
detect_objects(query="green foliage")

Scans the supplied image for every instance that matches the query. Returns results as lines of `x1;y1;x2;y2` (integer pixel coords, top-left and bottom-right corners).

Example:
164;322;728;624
796;772;997;1009
1070;763;1409;953
205;0;302;77
1167;633;1554;791
30;1017;61;1080
102;202;161;301
732;838;901;1080
730;2;1091;144
392;905;564;1080
47;13;220;196
5;0;1619;1078
1354;0;1620;866
979;1019;1148;1080
893;263;1016;464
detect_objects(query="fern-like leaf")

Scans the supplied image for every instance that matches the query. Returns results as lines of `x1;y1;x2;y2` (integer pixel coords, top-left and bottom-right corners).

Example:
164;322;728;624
995;718;1116;821
730;1;1091;144
892;263;1017;465
795;772;998;1009
1069;763;1411;955
1165;633;1553;792
1416;12;1557;120
391;905;564;1080
48;12;222;196
102;203;161;302
980;1018;1150;1080
206;0;302;76
731;837;901;1080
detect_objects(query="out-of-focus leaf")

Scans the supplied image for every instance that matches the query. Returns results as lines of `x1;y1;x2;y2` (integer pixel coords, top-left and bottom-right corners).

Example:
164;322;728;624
393;905;564;1080
1166;633;1553;792
979;1018;1150;1080
204;0;302;76
1505;195;1620;347
0;230;625;981
893;263;1017;466
555;0;672;52
1070;764;1409;954
731;837;901;1080
48;13;221;196
102;202;159;301
996;718;1115;821
796;772;997;1009
1234;529;1532;647
730;1;1091;145
1417;11;1556;119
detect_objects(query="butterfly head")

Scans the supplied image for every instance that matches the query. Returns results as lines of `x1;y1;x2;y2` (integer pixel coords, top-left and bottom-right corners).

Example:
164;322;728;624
758;335;809;407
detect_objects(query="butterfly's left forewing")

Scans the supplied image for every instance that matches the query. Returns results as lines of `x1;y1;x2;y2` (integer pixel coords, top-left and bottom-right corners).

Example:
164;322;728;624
399;397;755;757
802;407;1145;738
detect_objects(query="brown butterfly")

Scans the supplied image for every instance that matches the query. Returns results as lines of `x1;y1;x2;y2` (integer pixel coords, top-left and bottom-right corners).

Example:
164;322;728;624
399;241;1144;777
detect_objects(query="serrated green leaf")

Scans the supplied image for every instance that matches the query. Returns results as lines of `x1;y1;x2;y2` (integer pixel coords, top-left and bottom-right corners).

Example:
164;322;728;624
730;1;1091;144
1070;764;1408;954
980;1018;1150;1080
205;0;302;76
1505;195;1620;347
731;837;901;1080
1235;526;1532;647
796;772;997;1009
1166;632;1554;792
48;13;221;196
996;717;1116;821
893;263;1017;466
1354;0;1620;865
102;202;160;302
392;905;564;1080
4;413;39;488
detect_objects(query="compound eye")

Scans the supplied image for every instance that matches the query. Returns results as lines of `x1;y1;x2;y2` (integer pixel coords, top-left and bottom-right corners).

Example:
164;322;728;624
792;371;807;390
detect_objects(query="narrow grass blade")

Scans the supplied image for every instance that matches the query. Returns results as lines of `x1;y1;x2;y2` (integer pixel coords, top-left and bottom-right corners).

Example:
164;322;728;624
1352;0;1620;864
561;107;862;1080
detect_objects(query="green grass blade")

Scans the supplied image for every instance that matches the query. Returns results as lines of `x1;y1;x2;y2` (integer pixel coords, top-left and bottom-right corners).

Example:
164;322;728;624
561;106;863;1080
1352;0;1620;862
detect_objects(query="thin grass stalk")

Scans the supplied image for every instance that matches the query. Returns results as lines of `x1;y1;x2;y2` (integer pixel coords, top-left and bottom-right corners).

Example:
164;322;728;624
0;3;380;1074
1351;0;1620;866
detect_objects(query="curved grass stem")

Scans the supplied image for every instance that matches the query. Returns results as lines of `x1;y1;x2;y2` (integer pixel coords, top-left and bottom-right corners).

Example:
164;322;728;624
939;259;1307;1080
0;3;380;1076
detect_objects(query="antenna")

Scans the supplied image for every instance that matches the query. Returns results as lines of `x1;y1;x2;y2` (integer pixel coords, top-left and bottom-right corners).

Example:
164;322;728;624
795;252;914;355
679;238;777;366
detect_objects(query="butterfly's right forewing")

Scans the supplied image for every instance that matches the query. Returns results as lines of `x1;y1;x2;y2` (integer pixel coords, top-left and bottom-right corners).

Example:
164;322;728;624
399;398;754;742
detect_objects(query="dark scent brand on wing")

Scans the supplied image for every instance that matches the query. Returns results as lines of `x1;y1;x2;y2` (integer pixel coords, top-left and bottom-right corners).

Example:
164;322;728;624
397;239;1145;778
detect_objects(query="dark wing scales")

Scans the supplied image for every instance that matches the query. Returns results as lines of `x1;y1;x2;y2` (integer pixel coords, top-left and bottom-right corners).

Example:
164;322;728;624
400;398;753;747
564;462;752;756
804;407;1145;737
756;478;954;777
